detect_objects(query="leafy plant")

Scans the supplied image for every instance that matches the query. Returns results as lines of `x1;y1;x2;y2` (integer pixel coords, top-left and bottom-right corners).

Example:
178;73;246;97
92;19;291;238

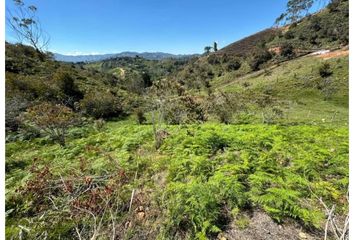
20;102;79;146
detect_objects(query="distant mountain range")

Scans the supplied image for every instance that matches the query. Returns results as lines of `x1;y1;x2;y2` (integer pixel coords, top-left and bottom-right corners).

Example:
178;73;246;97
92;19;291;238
53;51;199;62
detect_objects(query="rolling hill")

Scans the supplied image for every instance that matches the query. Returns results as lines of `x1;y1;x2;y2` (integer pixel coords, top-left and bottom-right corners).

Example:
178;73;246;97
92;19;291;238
53;51;199;62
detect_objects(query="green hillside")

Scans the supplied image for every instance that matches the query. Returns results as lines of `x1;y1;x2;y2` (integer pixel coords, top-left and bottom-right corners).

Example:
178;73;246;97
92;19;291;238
5;0;349;239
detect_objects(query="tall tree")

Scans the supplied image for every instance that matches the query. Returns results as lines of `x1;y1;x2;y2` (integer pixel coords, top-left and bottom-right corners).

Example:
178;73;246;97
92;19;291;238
213;42;218;52
6;0;50;54
275;0;330;25
204;46;212;54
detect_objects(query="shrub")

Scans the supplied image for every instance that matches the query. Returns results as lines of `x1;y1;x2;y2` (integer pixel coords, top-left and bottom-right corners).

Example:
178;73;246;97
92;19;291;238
206;134;229;154
280;43;295;59
226;58;241;71
317;77;336;100
20;102;78;146
52;69;83;105
284;31;295;39
163;96;207;125
93;118;106;130
318;62;333;78
80;91;122;119
205;92;246;124
249;49;272;71
207;54;220;65
6;96;30;132
262;107;284;124
135;108;147;124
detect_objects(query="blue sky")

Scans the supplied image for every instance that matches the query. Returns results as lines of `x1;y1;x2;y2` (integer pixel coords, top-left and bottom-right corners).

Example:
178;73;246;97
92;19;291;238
6;0;291;55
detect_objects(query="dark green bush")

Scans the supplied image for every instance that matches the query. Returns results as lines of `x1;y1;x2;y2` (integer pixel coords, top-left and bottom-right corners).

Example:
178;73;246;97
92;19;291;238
280;43;295;59
52;69;83;105
249;49;272;71
80;91;122;118
318;62;333;78
206;134;229;154
226;58;241;71
135;108;147;124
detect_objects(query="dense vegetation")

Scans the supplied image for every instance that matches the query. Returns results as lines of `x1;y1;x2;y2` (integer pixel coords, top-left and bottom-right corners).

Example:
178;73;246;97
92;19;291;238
5;0;349;239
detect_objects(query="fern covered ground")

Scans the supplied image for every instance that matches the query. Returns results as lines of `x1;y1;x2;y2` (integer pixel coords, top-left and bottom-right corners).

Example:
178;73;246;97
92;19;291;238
6;121;348;239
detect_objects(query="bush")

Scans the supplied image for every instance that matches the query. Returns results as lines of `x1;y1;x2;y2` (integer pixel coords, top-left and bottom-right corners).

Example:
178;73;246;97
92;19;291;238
207;54;220;65
206;134;229;154
6;96;30;132
80;91;122;119
163;96;207;125
205;92;246;124
93;118;106;130
262;107;284;124
135;108;147;124
226;58;241;71
52;69;83;105
318;62;333;78
280;43;295;59
283;31;295;39
249;49;272;71
20;102;78;146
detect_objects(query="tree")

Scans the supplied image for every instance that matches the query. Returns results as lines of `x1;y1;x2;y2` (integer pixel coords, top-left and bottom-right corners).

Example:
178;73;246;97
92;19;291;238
53;69;83;106
80;91;122;119
213;42;218;52
275;0;330;25
204;46;212;54
6;0;50;54
20;103;78;146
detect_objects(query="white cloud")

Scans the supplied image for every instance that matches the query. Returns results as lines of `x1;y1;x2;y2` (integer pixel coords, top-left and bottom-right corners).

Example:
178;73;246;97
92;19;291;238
62;51;103;56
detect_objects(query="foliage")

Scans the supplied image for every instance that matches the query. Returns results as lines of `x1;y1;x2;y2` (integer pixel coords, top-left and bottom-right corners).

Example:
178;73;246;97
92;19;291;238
52;68;83;106
205;92;246;124
4;1;349;238
275;0;325;25
204;46;212;54
6;96;30;132
7;0;50;54
79;91;122;119
163;96;207;125
205;134;229;154
225;58;241;71
280;42;295;59
135;108;147;124
318;62;333;78
271;0;348;49
249;48;272;71
20;102;78;146
6;121;348;239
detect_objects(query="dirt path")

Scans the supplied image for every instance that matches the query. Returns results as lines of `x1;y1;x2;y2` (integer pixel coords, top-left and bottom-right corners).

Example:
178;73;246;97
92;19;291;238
222;210;321;240
316;48;349;60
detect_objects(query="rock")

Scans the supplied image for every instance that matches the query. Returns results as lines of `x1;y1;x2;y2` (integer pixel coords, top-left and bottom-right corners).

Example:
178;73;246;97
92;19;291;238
217;233;227;240
299;232;308;239
137;211;145;220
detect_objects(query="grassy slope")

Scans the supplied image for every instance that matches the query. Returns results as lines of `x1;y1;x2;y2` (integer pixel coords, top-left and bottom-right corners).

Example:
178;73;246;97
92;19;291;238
212;54;348;124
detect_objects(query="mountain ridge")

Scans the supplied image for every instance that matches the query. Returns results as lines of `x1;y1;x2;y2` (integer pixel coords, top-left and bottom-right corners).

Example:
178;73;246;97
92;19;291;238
53;51;199;62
